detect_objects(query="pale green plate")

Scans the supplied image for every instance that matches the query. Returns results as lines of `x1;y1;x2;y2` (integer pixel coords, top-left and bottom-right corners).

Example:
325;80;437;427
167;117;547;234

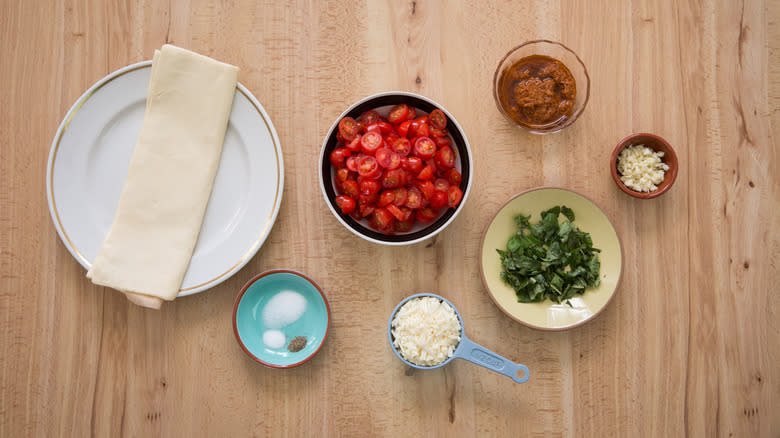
480;187;623;330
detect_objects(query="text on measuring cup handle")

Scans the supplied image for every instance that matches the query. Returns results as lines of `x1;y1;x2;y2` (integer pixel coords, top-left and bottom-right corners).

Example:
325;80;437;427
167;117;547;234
469;348;504;369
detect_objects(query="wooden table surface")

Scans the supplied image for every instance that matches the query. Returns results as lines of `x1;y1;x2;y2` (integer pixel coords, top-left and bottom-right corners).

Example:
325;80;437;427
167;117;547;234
1;0;777;436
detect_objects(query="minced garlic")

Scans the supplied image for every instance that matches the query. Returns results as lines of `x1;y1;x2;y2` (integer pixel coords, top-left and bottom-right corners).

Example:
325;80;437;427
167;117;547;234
616;144;670;192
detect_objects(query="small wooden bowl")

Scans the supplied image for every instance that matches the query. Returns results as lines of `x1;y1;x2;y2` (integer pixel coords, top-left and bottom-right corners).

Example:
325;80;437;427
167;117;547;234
610;133;678;199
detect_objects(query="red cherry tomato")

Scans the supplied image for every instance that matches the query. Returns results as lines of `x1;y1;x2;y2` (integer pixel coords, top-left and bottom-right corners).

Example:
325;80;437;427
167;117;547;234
359;178;381;196
392;187;407;206
375;148;401;169
434;178;450;192
382;168;404;189
378;190;395;207
397;120;412;138
346;156;359;172
345;135;362;152
361;131;383;155
429;190;448;209
388;104;410;124
434;145;455;169
417;163;435;181
359;110;380;126
336;167;351;183
416;180;435;200
445;168;462;186
357;155;380;178
405;187;423;209
413;136;437;159
330;147;350;168
402;156;423;174
359;202;375;218
391;138;412;156
370;207;394;231
416;207;438;223
447;186;463;208
429;109;447;129
394;217;415;232
339;117;360;141
365;121;393;134
335;195;356;214
432;135;451;148
342;179;359;199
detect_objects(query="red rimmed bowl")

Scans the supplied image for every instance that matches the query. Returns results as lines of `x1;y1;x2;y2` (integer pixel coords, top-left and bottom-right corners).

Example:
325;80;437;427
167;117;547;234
232;270;330;368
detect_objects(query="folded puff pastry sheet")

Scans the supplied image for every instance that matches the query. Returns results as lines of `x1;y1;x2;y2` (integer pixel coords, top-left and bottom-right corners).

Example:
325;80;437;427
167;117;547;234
87;45;239;305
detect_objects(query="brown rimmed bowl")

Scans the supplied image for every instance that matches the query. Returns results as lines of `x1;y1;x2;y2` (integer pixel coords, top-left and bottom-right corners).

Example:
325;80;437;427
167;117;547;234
610;133;678;199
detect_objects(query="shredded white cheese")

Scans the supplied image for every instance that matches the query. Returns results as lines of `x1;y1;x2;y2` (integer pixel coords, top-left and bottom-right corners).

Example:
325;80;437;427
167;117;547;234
391;297;461;366
616;144;670;192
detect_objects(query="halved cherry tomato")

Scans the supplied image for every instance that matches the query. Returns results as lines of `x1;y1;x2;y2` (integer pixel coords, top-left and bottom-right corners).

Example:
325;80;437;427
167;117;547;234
378;190;395;207
339;117;360;141
416;207;438;223
385;204;405;221
359;110;380;127
388;104;410;124
429;190;448;209
417;163;435;181
384;132;400;147
447;186;463;208
401;156;423;174
392;187;407;206
394;217;414;232
359;202;375;217
405;187;423;209
391;138;412;156
434;178;450;192
375;148;401;169
361;131;383;155
432;135;451;148
416;180;435;200
365;121;393;134
346;156;359;172
345;134;362;152
359;178;381;196
413;136;437;159
336;168;351;183
382;168;404;189
445;168;462;186
335;195;356;214
359;192;378;206
336;130;347;145
342;179;359;199
429;109;447;129
370;207;394;231
357;155;380;178
397;120;412;138
434;145;455;169
330;147;350;168
429;125;447;138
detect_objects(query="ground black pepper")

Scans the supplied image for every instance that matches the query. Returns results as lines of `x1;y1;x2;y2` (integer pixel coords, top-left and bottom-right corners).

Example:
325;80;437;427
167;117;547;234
287;336;307;352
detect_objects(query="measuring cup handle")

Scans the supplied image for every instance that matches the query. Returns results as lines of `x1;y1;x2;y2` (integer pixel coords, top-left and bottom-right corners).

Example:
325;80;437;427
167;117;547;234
455;337;529;384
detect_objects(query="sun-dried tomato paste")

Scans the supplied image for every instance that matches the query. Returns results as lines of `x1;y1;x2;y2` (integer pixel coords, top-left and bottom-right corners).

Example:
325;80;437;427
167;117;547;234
498;55;576;126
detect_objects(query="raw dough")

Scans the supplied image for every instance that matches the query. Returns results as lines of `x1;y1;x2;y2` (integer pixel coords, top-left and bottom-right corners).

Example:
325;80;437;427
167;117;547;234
87;45;239;305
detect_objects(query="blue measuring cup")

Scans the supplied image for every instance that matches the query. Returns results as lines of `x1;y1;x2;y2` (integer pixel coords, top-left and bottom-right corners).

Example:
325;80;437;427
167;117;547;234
387;293;530;384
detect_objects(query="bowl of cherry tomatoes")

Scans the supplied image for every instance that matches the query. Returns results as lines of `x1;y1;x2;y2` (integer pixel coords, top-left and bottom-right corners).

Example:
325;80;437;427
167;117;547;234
319;91;473;245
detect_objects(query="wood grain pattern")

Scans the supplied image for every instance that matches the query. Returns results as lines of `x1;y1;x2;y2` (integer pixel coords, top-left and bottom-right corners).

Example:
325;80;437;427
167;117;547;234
1;0;776;436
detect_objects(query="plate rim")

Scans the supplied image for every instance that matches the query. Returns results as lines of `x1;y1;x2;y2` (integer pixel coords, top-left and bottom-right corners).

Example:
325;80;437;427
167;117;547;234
479;186;624;331
45;60;285;296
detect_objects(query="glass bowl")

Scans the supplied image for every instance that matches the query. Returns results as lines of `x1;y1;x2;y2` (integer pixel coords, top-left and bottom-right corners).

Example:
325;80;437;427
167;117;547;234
493;40;590;134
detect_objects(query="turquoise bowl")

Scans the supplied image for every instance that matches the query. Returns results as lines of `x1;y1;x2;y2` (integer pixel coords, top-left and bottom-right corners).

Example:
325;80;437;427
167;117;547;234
233;270;330;368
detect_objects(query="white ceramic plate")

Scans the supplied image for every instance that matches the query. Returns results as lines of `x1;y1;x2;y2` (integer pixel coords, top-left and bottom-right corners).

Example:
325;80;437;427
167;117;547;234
46;61;284;296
